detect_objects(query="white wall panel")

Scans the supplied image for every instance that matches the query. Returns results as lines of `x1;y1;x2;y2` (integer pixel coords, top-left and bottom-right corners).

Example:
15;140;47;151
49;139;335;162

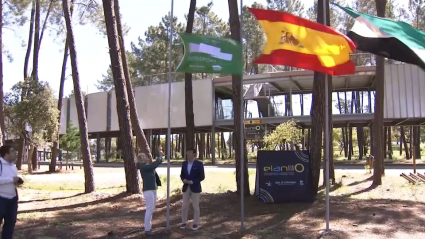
87;92;108;132
384;64;425;118
134;82;185;129
59;99;68;134
193;79;213;126
69;96;79;128
134;79;213;129
109;90;119;131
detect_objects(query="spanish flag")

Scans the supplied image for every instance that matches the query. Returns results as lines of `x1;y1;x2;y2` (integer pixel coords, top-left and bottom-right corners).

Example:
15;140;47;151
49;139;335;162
248;8;356;75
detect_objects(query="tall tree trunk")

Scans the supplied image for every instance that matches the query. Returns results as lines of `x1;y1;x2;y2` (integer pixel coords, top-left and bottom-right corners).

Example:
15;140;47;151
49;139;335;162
51;36;70;173
228;0;249;196
32;147;38;171
229;132;232;158
413;126;420;160
344;92;349;156
28;0;41;172
62;0;95;193
38;0;53;49
372;0;387;184
318;0;334;185
102;0;140;194
336;93;347;156
387;127;392;159
310;0;327;195
113;0;153;162
356;91;364;159
184;0;196;150
409;126;413;159
32;0;40;82
0;0;4;146
384;127;388;156
401;127;410;158
17;1;35;169
310;70;324;195
399;128;402;156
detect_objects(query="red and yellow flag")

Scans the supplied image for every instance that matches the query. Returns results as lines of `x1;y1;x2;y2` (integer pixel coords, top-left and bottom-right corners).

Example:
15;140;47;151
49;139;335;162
248;8;356;75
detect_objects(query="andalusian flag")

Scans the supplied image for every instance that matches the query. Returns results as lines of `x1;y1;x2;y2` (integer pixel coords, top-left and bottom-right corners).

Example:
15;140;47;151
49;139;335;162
248;8;356;75
333;3;425;70
176;33;243;75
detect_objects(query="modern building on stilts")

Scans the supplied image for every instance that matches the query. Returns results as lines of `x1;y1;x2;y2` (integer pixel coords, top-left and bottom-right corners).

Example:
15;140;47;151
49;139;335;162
6;58;425;164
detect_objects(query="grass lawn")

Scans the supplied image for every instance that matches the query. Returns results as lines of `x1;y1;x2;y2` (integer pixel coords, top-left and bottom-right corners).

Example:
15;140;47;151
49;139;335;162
14;166;425;239
92;145;425;166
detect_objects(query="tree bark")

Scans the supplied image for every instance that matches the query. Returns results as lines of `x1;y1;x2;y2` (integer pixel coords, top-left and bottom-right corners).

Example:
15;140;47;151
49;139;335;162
32;0;40;82
32;147;38;171
62;0;95;193
51;2;72;172
372;0;387;184
310;70;324;195
356;91;364;159
228;0;249;196
102;0;140;194
38;0;54;49
387;127;392;159
184;0;197;150
401;127;410;158
51;37;69;173
413;126;420;159
113;0;153;163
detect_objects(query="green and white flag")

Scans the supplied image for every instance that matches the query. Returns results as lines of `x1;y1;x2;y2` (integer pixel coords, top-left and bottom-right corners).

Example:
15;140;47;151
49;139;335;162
332;3;425;70
176;33;243;75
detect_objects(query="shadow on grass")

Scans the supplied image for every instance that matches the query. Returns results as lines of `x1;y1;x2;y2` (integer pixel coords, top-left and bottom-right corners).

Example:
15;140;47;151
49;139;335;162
18;192;129;214
319;181;343;192
347;175;373;187
19;193;85;204
14;189;425;239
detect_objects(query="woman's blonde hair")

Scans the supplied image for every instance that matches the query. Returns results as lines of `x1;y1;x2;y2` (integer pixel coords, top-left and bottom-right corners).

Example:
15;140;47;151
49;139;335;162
137;153;149;163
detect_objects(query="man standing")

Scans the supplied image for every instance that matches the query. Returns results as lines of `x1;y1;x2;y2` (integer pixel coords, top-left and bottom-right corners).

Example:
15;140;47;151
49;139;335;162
137;151;163;236
180;148;205;231
0;145;20;239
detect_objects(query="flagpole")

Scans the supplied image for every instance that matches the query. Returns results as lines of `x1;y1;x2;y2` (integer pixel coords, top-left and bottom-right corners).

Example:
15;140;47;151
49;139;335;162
239;0;245;233
166;0;174;231
322;0;331;233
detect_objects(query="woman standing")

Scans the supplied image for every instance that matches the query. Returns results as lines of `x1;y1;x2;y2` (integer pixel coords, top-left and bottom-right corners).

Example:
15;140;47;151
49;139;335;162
137;151;163;236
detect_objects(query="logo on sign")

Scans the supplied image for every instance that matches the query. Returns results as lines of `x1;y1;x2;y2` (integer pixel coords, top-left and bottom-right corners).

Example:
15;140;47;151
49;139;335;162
212;65;222;71
263;163;305;173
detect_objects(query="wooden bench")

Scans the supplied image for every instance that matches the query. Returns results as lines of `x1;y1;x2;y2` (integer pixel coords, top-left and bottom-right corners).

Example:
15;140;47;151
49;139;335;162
59;161;83;170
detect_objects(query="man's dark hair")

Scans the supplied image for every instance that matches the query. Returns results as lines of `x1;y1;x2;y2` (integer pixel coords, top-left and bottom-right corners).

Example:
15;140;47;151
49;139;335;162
0;145;13;158
187;148;197;154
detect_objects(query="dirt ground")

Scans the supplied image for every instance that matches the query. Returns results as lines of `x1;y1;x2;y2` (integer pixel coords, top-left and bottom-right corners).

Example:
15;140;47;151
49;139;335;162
13;169;425;239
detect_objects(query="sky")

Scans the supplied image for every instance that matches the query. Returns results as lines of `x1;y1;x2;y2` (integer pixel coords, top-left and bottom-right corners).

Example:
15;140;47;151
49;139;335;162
2;0;371;119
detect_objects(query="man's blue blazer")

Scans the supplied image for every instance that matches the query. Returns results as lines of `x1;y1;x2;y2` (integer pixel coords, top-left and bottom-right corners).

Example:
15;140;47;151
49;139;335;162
180;160;205;193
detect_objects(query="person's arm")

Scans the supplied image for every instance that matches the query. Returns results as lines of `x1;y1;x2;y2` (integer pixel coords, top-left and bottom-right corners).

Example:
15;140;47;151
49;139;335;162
190;161;205;185
140;157;163;171
180;162;187;183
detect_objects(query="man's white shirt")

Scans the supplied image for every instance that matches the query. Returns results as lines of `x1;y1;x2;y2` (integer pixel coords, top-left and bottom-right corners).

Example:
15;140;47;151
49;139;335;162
187;160;194;175
0;157;17;199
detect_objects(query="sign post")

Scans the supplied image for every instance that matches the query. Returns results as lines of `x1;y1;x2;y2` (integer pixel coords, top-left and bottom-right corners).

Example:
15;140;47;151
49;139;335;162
244;120;265;141
255;150;314;203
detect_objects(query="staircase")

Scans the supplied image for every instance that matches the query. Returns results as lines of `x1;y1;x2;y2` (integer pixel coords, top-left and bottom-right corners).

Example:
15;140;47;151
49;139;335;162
243;84;276;117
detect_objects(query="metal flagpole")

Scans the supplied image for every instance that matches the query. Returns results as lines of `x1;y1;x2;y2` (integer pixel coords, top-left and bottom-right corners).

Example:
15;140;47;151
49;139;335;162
239;0;245;233
322;0;331;232
166;0;174;231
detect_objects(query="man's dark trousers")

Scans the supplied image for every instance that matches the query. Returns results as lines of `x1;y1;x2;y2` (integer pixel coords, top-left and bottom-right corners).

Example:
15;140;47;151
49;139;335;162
0;196;18;239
